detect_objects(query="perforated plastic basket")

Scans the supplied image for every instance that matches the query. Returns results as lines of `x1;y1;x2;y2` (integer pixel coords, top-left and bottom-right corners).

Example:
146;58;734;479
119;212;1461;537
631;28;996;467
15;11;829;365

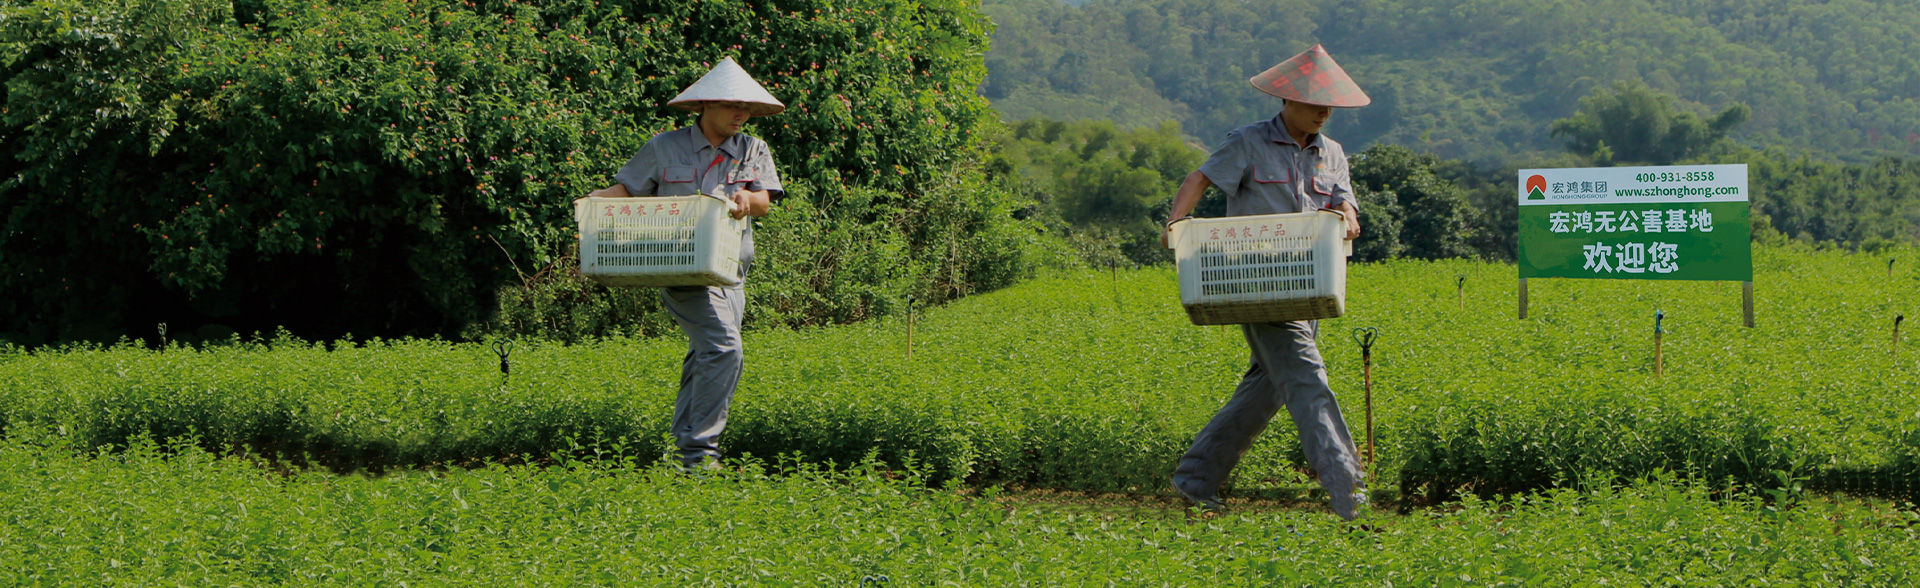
1171;210;1352;325
573;195;744;288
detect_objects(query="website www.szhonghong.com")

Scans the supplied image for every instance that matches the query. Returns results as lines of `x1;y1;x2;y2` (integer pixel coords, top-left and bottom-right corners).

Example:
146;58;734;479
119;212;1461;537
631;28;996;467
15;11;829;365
1613;185;1742;198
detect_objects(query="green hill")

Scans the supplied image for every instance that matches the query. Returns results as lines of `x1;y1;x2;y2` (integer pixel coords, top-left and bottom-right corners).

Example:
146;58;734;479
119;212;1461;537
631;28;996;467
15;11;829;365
983;0;1920;165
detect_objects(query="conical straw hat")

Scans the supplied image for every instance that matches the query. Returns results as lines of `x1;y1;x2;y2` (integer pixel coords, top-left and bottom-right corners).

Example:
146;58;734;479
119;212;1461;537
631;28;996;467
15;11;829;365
1248;44;1370;108
666;57;786;116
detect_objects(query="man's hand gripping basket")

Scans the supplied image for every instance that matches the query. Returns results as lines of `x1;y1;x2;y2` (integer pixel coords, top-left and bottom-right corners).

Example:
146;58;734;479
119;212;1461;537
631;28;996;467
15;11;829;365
573;195;744;288
1170;210;1353;325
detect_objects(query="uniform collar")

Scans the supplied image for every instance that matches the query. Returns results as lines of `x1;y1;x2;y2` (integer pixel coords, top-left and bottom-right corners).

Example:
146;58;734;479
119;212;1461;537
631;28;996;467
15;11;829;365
1266;113;1325;152
683;125;746;160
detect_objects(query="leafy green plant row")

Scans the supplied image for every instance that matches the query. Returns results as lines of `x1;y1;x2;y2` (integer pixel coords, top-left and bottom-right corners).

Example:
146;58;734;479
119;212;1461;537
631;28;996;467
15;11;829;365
2;434;1914;585
1;244;1916;501
0;263;1301;490
1382;244;1920;503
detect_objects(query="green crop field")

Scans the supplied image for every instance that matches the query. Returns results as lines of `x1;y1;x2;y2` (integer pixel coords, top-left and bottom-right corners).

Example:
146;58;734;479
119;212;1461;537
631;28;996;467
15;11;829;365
3;434;1915;585
2;244;1915;498
2;244;1919;581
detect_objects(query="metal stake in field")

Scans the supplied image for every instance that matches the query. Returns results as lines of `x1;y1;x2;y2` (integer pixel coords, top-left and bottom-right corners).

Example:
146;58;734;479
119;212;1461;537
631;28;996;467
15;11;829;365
1351;327;1379;468
1890;258;1897;278
1653;310;1665;377
905;294;916;359
1455;274;1466;310
1894;314;1904;353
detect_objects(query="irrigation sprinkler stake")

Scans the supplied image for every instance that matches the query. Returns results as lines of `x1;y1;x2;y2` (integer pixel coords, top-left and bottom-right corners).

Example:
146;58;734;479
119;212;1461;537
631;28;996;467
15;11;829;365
905;295;916;359
1455;274;1466;310
1351;327;1379;468
1890;257;1897;278
1653;310;1665;377
493;339;513;376
1895;314;1904;353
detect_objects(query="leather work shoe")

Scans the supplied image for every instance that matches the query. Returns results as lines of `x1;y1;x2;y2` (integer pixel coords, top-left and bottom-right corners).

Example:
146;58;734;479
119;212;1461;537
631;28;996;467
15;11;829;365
1171;476;1227;512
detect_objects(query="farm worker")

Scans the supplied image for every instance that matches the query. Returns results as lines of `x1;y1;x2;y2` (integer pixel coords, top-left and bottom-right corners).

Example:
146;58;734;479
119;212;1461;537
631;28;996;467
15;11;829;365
1161;44;1370;519
583;57;785;470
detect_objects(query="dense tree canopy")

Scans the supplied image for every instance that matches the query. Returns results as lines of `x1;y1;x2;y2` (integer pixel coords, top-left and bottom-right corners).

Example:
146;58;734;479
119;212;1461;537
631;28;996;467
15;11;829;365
8;0;1918;347
1348;145;1478;262
994;117;1499;264
984;0;1920;165
1551;81;1751;166
0;0;1032;345
983;0;1920;258
988;118;1204;265
1747;151;1920;248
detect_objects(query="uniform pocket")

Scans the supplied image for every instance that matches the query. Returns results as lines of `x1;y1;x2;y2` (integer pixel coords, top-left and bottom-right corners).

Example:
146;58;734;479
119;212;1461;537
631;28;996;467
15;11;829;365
1309;172;1338;196
663;165;696;184
1253;167;1292;184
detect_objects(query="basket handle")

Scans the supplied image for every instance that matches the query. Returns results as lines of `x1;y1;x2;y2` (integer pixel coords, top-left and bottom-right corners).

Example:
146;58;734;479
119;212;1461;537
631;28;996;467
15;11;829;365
697;191;743;215
1320;209;1356;258
1318;208;1350;231
1164;217;1191;249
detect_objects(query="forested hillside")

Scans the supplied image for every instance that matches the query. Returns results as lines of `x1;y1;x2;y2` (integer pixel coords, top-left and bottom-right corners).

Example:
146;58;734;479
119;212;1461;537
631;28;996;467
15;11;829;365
984;0;1920;261
983;0;1920;164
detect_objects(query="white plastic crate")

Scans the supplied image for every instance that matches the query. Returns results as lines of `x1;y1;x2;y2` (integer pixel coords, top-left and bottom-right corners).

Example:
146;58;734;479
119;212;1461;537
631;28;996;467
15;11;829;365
573;195;744;288
1170;210;1352;325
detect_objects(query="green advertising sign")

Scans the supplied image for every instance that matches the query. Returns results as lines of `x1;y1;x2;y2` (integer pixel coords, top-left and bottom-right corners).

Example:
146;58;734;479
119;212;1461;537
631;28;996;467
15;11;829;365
1518;164;1751;282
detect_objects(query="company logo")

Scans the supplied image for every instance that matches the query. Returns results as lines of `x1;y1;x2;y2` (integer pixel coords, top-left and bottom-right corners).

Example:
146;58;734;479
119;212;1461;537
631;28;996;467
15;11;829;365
1525;175;1547;200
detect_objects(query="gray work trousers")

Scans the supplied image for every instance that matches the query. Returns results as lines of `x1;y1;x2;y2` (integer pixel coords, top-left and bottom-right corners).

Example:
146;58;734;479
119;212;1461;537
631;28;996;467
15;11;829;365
660;285;745;467
1172;320;1365;502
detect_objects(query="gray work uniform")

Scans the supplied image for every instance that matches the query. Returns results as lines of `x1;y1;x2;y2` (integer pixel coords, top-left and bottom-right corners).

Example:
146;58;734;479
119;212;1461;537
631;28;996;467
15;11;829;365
1172;114;1366;513
613;125;783;467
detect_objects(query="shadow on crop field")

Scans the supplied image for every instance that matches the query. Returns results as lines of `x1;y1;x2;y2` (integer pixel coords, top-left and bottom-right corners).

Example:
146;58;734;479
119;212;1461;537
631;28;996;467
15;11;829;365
2;246;1918;509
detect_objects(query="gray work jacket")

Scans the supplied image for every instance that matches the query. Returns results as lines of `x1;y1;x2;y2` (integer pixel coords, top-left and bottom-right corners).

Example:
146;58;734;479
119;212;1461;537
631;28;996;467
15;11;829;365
1198;115;1355;217
613;126;784;274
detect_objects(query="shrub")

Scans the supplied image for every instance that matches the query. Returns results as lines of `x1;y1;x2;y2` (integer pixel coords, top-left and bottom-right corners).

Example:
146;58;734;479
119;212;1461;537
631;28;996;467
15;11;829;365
0;0;1020;345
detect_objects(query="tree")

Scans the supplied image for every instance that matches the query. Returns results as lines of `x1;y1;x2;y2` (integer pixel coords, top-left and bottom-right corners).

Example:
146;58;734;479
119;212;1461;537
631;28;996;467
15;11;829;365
994;118;1203;265
0;0;1025;345
987;0;1920;164
1350;145;1475;260
1549;81;1749;166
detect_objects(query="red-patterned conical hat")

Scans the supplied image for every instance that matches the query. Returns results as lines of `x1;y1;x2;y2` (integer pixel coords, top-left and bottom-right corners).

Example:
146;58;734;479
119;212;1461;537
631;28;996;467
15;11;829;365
1248;44;1370;108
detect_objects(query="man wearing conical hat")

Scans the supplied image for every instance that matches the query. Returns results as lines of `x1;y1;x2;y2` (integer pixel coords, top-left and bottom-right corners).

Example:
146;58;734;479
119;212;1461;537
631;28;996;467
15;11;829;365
584;57;785;470
1161;44;1370;519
